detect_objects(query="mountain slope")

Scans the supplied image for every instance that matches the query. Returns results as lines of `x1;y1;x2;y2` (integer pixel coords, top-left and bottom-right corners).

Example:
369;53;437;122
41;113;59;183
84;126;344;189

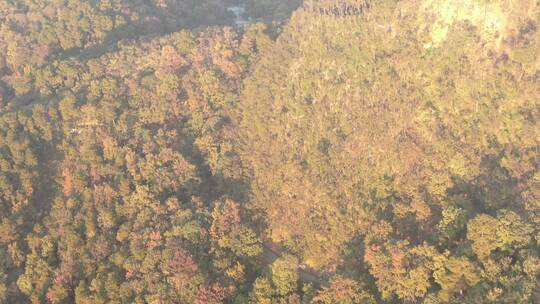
240;0;539;301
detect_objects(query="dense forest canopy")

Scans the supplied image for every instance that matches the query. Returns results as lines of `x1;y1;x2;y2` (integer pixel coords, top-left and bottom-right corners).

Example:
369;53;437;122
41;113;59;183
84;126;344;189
0;0;539;303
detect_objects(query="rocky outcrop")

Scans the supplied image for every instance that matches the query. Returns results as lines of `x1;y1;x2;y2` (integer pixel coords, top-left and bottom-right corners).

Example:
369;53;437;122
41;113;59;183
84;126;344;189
414;0;538;48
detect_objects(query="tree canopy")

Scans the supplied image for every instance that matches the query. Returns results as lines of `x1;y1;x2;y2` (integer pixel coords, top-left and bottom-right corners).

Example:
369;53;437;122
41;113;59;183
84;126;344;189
0;0;539;303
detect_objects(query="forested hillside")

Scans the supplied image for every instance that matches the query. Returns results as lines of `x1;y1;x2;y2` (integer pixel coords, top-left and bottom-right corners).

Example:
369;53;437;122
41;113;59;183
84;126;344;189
0;0;539;303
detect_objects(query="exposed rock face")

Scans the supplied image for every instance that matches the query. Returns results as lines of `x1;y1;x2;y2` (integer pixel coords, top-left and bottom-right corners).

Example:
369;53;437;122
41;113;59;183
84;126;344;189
304;0;372;16
415;0;538;48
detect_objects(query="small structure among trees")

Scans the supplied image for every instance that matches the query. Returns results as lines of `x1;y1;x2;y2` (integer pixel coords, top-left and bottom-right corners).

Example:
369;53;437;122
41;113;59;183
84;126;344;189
227;5;252;26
